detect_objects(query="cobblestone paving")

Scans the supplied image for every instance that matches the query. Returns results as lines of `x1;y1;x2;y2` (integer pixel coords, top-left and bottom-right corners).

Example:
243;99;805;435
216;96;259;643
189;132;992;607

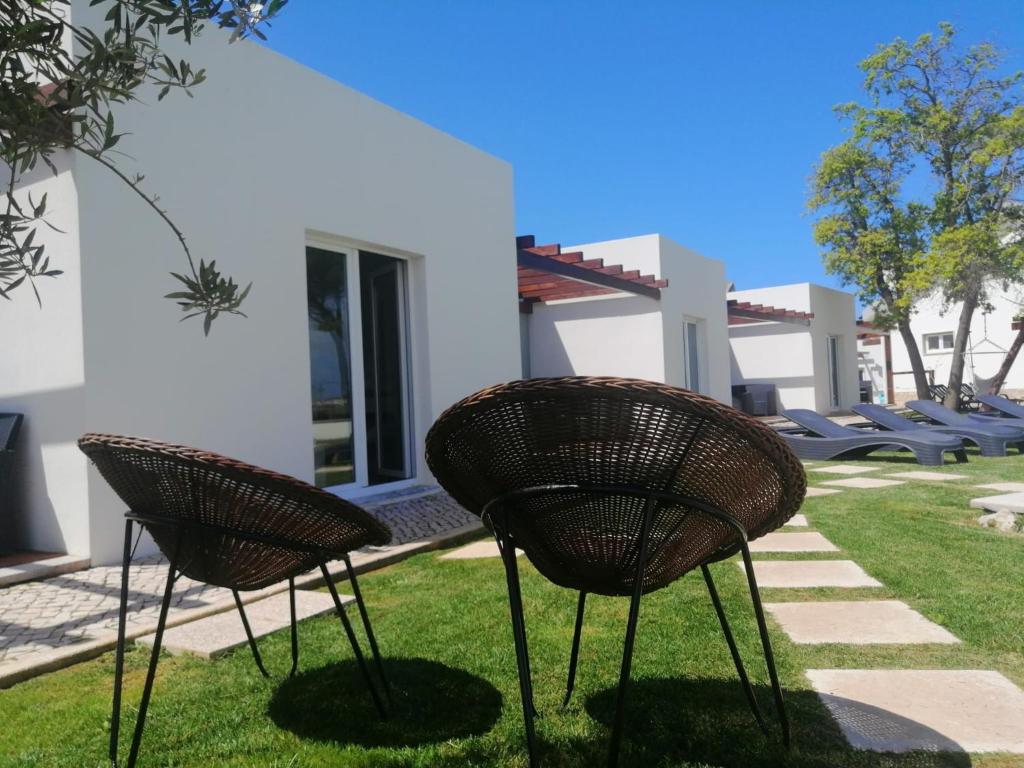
0;489;476;668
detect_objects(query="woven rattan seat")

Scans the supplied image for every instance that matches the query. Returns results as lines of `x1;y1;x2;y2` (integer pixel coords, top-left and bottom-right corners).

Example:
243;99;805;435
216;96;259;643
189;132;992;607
79;433;392;768
426;377;805;767
80;434;391;590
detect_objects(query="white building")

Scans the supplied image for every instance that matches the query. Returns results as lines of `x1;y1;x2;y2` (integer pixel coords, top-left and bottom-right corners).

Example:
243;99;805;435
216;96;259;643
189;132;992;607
2;3;520;565
868;285;1024;404
519;235;732;403
727;283;860;414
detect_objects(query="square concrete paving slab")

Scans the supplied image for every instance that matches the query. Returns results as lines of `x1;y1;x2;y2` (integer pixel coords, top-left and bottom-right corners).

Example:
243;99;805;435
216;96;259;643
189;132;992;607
739;560;882;588
806;669;1024;753
764;600;959;644
821;477;906;490
805;487;843;497
439;541;522;560
748;532;839;553
976;482;1024;493
810;464;881;475
969;492;1024;514
784;514;809;527
136;590;347;659
885;471;968;482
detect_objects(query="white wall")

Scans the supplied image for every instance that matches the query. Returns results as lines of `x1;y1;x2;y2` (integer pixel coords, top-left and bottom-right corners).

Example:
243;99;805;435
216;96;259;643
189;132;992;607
527;294;666;381
0;155;90;556
728;283;859;413
528;234;731;402
7;1;520;564
889;286;1024;399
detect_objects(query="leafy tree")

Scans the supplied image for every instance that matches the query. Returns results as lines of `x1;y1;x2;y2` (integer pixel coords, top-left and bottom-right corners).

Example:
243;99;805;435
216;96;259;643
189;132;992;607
813;23;1024;407
1;0;287;334
810;137;932;398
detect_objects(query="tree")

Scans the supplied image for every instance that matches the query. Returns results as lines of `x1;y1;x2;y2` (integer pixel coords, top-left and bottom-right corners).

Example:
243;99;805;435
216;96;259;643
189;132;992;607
812;23;1024;407
1;0;287;334
810;137;933;398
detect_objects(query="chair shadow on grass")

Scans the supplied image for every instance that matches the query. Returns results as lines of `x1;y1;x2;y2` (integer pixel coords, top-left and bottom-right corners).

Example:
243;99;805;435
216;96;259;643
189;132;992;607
268;657;502;748
580;677;972;768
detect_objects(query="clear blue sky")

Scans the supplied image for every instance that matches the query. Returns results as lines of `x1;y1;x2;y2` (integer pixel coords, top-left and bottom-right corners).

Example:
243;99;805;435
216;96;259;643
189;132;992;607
263;1;1023;293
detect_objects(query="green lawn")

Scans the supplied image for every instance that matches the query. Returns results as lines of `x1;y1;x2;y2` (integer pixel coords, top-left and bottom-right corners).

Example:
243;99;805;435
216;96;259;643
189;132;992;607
1;449;1022;767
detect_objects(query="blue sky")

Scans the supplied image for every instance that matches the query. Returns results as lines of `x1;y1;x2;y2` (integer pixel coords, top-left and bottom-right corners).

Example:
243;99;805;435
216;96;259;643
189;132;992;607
263;1;1023;293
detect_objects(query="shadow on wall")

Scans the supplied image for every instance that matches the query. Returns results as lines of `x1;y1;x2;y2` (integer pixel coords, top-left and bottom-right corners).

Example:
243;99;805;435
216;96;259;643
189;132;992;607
527;296;660;379
0;384;86;554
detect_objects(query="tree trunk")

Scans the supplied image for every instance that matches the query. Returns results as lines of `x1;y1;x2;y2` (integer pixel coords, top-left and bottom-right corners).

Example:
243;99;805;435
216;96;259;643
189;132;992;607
896;319;931;399
987;324;1024;394
944;294;978;410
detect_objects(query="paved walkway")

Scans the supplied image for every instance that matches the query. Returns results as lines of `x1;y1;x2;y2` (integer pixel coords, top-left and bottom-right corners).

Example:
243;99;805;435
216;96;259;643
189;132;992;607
764;468;1024;754
0;489;478;684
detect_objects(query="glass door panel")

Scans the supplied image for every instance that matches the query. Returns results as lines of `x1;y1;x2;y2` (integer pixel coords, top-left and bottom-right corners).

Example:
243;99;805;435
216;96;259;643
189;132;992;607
360;251;412;485
306;246;356;487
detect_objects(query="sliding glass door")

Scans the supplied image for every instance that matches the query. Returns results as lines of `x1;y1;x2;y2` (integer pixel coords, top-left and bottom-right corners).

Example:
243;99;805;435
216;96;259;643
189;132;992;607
306;244;413;490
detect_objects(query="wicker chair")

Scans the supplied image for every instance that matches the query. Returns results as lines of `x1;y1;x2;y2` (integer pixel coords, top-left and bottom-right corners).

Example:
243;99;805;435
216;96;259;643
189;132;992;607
78;434;393;768
425;378;805;767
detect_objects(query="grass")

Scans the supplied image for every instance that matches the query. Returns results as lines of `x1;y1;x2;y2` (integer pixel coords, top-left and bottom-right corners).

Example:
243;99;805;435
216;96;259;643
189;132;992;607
1;448;1022;767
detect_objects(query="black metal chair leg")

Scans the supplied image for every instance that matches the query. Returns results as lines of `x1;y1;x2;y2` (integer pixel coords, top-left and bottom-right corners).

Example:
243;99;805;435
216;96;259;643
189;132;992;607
738;543;791;748
497;529;539;768
319;562;387;719
125;541;180;768
233;590;270;678
110;520;134;767
343;554;391;703
701;564;769;736
562;591;587;708
608;497;657;768
288;578;299;677
502;535;539;718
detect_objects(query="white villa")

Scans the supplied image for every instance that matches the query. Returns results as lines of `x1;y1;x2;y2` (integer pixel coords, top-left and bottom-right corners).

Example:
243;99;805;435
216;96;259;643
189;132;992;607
858;284;1024;405
727;284;860;414
2;3;521;566
519;234;732;402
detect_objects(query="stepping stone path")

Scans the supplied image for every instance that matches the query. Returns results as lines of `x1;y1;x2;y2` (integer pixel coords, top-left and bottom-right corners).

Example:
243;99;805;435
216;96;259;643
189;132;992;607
784;514;808;527
811;464;880;475
975;482;1024;492
439;541;521;560
969;491;1024;514
750;506;1024;755
806;670;1024;753
885;471;967;481
748;532;838;553
820;477;905;489
740;560;881;588
136;590;346;659
804;487;842;498
764;600;959;645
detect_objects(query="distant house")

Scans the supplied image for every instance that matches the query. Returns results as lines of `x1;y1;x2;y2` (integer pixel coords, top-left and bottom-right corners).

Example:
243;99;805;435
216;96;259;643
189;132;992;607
2;2;520;565
727;284;859;414
859;284;1024;404
518;234;733;403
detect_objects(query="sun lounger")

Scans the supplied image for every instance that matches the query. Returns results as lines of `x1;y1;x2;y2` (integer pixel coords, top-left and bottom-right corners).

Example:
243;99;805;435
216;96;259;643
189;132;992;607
781;408;967;466
906;400;1024;448
852;403;1019;457
975;393;1024;420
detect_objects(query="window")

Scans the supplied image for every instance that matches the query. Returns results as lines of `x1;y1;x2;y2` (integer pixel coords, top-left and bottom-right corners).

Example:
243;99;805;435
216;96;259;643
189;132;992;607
923;332;955;354
306;244;413;489
683;319;703;393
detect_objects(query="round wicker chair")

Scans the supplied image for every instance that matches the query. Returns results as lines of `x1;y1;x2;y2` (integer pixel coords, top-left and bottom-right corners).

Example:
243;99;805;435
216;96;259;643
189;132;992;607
425;377;805;767
78;433;393;768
